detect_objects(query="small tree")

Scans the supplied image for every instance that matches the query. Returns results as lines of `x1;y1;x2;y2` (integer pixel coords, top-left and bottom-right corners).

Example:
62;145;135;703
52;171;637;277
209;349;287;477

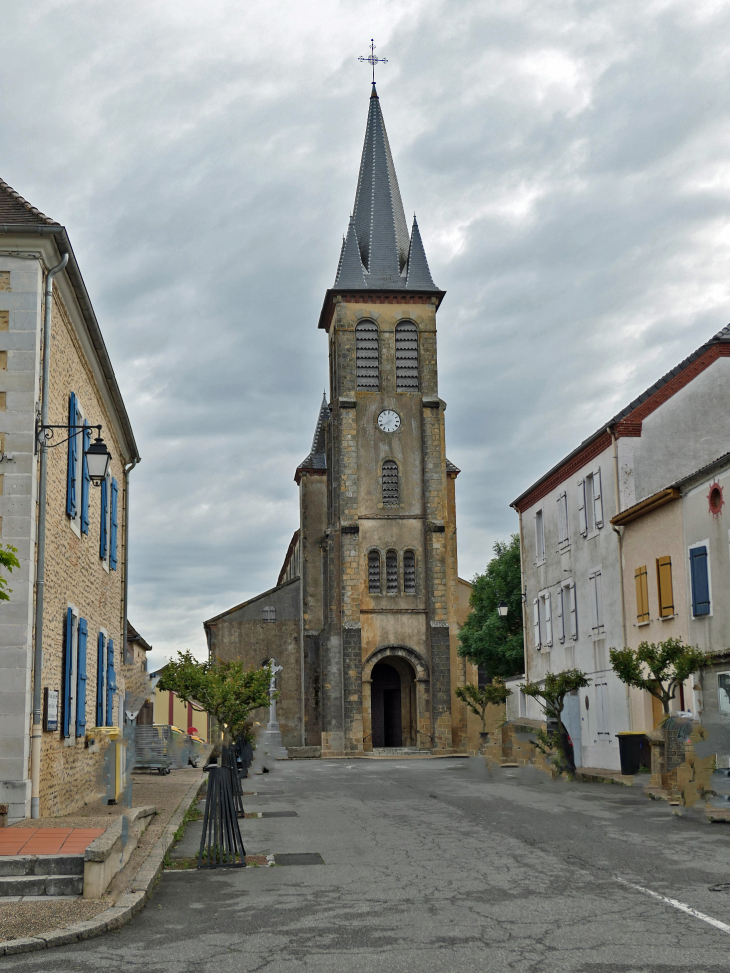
610;638;707;717
520;669;590;775
0;544;20;601
158;651;272;742
458;535;524;682
455;679;512;732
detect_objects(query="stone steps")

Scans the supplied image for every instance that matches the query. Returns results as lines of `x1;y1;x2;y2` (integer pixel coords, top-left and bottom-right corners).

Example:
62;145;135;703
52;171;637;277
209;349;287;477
371;748;429;757
0;854;84;897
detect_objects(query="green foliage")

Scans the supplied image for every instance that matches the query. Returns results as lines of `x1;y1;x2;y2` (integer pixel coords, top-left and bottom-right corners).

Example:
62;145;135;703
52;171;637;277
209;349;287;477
455;680;512;728
158;651;272;741
458;534;524;681
521;669;590;775
610;638;707;714
0;544;20;601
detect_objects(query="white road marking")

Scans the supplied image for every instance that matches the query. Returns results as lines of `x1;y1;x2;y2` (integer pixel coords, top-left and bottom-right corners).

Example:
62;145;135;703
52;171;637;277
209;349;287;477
616;877;730;934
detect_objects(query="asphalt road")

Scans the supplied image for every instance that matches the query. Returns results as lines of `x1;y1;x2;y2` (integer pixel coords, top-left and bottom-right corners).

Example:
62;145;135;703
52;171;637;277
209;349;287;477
6;756;730;972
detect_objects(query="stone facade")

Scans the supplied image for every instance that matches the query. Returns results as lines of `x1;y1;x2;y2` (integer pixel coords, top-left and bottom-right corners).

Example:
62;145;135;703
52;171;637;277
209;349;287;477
0;213;139;821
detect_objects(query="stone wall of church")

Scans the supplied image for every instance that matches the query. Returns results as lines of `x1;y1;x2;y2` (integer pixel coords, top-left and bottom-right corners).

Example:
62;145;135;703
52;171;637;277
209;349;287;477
207;578;302;748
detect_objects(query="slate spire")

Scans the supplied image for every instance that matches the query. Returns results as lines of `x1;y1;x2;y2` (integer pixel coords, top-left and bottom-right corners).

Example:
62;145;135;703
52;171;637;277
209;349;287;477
334;216;366;287
296;393;329;476
405;215;437;290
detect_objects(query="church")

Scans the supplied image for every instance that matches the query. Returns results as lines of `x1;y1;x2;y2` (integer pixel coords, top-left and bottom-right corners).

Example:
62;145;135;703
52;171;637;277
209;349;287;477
204;86;479;756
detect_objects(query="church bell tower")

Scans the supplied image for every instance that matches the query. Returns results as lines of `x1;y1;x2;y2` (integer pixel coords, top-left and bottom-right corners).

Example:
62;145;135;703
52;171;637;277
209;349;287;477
298;86;466;755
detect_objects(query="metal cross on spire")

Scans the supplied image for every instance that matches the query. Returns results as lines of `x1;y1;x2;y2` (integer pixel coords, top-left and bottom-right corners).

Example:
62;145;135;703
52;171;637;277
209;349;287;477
358;38;387;86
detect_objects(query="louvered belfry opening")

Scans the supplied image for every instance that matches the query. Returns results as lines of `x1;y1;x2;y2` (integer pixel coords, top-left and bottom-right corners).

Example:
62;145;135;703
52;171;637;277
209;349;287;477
356;322;379;390
403;551;416;593
382;460;399;505
368;550;381;593
395;322;419;391
386;550;398;593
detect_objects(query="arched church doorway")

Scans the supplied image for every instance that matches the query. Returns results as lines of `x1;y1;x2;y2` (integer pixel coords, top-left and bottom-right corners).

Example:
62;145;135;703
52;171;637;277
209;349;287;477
370;658;418;748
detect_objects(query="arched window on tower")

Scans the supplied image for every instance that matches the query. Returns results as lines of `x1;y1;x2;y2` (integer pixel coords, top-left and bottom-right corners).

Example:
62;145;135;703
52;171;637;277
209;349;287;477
403;551;416;593
368;550;381;593
382;460;399;506
356;322;379;390
395;322;419;391
386;550;398;593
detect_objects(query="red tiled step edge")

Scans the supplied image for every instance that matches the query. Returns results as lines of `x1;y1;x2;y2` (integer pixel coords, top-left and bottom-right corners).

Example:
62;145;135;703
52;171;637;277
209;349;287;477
0;827;105;856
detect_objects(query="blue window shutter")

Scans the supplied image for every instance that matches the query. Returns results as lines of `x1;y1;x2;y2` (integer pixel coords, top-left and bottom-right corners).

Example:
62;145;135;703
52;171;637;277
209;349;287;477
76;618;88;734
96;632;105;727
63;608;74;737
81;421;91;534
690;546;710;616
66;393;77;518
100;477;108;559
110;478;118;570
106;638;116;726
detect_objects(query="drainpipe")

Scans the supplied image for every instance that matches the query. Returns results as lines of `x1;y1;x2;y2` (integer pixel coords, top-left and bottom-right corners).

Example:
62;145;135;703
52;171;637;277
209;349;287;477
517;508;528;682
121;458;139;673
608;426;632;730
30;252;69;819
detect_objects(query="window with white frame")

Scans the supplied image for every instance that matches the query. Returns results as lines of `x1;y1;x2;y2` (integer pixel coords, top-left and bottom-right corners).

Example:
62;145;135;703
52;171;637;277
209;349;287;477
535;509;545;563
557;492;569;547
718;672;730;714
578;468;603;536
262;606;276;622
555;581;577;643
533;590;552;649
62;608;88;741
589;569;604;633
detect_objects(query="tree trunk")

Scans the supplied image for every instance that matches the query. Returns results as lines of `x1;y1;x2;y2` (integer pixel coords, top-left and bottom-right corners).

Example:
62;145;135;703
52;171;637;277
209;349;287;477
556;717;576;775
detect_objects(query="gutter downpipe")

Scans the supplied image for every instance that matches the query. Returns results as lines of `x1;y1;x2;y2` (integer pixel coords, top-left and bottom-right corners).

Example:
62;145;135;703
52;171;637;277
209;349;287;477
517;508;529;683
608;426;632;730
122;458;139;674
30;252;69;819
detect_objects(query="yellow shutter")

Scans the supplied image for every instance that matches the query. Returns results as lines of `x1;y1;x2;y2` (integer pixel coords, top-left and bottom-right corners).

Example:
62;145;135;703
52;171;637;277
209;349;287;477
656;556;674;618
635;566;649;623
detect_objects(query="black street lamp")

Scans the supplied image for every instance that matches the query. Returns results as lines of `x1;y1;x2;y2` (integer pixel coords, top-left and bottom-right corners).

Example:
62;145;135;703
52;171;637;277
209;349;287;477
85;433;112;485
497;600;509;618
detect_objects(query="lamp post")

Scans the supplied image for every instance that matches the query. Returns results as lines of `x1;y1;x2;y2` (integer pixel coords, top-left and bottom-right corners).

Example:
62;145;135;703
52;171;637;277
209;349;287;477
497;601;509;618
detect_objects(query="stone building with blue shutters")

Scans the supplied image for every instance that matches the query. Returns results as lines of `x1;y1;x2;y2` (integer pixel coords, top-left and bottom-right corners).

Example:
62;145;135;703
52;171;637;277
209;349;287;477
0;180;140;821
206;86;479;756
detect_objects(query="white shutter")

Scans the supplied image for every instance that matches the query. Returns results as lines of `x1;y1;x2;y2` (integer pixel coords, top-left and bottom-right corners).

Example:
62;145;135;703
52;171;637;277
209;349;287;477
544;592;552;645
578;479;587;536
596;680;609;738
556;587;565;643
589;572;598;631
594;570;603;629
533;597;540;650
592;467;603;528
557;493;565;545
568;582;577;640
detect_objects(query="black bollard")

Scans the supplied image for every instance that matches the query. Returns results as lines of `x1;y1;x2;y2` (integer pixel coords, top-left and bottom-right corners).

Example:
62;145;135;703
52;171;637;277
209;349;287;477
221;745;245;817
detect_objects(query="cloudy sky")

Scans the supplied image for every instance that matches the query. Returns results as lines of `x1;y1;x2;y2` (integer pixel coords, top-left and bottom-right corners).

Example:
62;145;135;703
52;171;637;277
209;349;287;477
2;0;729;669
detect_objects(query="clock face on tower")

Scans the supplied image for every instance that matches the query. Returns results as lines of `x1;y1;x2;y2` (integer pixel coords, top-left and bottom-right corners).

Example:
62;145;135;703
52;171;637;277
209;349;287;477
377;410;401;433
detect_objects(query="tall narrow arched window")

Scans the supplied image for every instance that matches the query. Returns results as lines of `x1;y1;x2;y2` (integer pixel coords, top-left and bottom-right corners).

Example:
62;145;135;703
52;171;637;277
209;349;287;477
368;550;381;593
403;551;416;593
395;322;419;391
382;460;399;505
356;322;379;390
386;550;398;593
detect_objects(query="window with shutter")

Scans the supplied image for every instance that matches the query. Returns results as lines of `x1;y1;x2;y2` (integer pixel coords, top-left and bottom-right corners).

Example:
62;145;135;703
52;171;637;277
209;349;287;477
106;639;116;727
568;582;577;640
557;492;569;546
556;587;565;643
100;475;108;560
634;566;650;623
81;421;91;534
543;592;552;645
535;509;545;562
395;322;419;391
262;607;276;622
577;479;587;536
67;393;78;518
76;618;88;734
96;632;106;727
656;557;674;617
403;550;416;593
592;467;603;527
356;322;379;390
589;570;603;631
595;680;610;738
386;550;398;592
689;545;711;617
382;460;399;505
63;608;74;738
110;477;119;570
368;550;381;593
533;597;540;650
